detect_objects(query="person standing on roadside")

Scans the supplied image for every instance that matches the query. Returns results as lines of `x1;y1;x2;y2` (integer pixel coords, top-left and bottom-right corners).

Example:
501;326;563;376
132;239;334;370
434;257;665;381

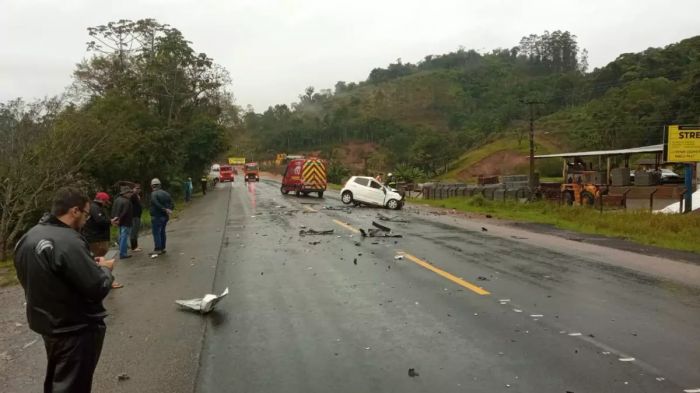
150;178;174;257
200;175;208;195
83;192;122;289
83;192;114;257
130;184;143;253
184;177;193;202
111;186;133;260
14;187;115;393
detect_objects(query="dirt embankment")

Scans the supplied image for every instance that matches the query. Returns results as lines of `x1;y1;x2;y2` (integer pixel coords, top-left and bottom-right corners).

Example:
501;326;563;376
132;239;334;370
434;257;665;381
456;150;528;180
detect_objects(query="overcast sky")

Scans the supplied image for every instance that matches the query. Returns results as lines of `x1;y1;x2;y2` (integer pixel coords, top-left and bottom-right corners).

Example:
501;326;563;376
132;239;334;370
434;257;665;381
1;0;699;111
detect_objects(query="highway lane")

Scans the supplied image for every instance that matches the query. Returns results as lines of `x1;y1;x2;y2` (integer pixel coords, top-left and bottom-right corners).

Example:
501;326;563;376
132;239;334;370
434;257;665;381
194;179;700;393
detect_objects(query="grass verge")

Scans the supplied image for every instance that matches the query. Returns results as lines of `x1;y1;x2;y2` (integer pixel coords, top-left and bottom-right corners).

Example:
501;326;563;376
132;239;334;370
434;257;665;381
0;259;18;287
412;195;700;253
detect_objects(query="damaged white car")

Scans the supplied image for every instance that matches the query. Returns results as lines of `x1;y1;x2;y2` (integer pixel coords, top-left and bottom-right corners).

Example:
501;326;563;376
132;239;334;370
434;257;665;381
340;176;404;210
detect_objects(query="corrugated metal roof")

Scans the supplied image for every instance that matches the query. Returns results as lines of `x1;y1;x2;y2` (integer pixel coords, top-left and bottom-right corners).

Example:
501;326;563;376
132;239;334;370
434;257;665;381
534;144;663;159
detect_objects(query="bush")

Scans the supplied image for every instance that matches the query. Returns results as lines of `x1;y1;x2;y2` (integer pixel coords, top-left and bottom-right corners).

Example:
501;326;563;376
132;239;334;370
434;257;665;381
327;161;350;184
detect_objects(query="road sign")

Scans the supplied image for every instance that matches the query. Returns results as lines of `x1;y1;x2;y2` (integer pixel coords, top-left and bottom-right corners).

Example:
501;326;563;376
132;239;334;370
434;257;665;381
228;157;245;165
664;125;700;163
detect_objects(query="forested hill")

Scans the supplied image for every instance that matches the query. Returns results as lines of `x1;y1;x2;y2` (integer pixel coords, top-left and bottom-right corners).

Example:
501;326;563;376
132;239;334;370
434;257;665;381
240;31;700;176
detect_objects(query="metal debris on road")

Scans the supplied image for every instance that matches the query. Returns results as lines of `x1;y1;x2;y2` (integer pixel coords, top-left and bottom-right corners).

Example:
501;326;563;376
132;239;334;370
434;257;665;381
117;373;130;381
175;287;229;314
299;228;335;236
408;368;419;377
377;213;409;223
359;221;403;238
323;206;352;213
477;276;489;281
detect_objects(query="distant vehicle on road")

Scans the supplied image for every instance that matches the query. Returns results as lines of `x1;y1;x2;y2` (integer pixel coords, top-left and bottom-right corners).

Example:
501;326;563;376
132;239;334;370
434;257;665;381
340;176;404;210
280;157;327;197
630;168;683;184
219;164;234;182
244;162;260;182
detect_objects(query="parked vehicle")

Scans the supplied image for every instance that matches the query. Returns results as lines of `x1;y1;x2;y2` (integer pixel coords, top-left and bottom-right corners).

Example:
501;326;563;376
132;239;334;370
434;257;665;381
244;162;260;182
219;164;234;182
340;176;404;210
209;164;221;185
280;157;327;197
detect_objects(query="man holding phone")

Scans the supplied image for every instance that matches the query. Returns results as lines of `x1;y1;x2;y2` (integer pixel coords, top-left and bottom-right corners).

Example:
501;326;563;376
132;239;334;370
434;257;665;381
14;187;116;393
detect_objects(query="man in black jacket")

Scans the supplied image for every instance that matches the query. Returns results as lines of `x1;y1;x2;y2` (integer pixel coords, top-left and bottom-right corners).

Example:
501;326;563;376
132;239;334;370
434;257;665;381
14;187;115;393
83;192;113;257
111;186;133;259
129;184;143;252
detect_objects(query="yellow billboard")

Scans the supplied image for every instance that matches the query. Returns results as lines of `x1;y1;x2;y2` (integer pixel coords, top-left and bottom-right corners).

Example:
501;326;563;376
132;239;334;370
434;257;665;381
228;157;246;165
665;125;700;162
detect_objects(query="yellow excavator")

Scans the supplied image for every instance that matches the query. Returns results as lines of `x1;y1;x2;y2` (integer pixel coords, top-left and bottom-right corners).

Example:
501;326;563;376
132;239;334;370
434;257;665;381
561;171;607;206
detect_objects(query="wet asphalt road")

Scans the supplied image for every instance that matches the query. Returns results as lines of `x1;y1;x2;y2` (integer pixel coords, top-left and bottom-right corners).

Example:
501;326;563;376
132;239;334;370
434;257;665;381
193;179;700;393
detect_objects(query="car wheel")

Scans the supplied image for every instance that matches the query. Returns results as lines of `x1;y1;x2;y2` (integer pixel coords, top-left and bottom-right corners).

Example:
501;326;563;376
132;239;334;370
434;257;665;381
581;191;595;207
341;191;353;204
318;191;324;198
386;199;400;210
280;186;289;195
295;190;301;197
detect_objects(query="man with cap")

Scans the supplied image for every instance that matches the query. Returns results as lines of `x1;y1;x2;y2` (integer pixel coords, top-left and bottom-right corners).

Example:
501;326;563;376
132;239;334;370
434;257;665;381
111;185;134;260
149;178;174;257
83;192;122;289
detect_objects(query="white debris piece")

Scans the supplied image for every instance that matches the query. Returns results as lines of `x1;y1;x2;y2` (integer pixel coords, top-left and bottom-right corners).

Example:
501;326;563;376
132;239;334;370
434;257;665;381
176;287;229;313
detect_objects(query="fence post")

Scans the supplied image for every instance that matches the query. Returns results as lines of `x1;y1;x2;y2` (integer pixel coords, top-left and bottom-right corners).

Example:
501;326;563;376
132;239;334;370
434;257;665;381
622;189;631;210
680;189;686;213
649;188;658;212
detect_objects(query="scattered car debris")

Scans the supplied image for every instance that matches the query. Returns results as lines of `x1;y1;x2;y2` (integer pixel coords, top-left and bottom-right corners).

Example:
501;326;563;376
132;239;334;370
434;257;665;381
477;276;489;281
359;221;403;238
408;368;419;377
377;213;409;223
117;373;130;381
299;229;335;236
309;241;321;245
175;287;229;313
481;227;488;232
353;258;357;265
394;255;404;260
323;206;352;213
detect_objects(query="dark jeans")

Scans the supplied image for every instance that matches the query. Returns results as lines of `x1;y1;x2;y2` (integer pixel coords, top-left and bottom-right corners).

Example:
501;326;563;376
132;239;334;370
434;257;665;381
42;324;106;393
151;215;169;251
130;217;141;250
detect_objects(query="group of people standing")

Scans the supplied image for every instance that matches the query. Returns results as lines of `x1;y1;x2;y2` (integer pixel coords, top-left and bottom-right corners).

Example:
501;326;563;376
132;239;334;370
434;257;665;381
80;179;174;288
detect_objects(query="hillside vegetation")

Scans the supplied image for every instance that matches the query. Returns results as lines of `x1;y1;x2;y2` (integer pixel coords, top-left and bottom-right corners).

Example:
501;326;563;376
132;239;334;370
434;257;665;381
238;31;700;179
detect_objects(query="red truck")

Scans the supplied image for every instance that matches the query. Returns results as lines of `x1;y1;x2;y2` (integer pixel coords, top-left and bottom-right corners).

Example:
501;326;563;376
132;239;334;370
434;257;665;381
244;162;260;182
280;157;327;198
219;164;234;182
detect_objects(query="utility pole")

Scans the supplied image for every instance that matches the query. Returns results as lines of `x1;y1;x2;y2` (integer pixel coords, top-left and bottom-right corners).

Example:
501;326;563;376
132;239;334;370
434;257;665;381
521;99;544;192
